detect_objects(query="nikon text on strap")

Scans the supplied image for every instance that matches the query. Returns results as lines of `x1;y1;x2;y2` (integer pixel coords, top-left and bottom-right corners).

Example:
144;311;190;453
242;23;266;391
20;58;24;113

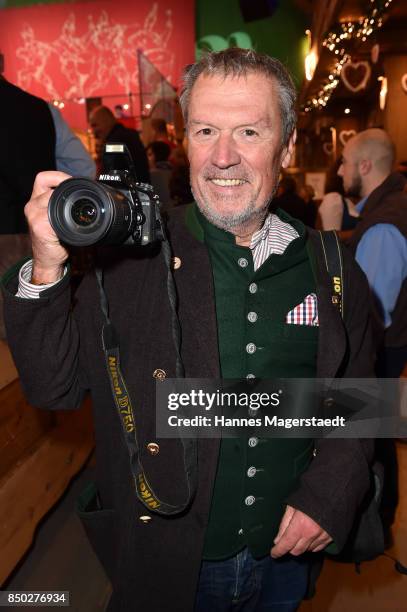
318;230;343;316
94;234;198;517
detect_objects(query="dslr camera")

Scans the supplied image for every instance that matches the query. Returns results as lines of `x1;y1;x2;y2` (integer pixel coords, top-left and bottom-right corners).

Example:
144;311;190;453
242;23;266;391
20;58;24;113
49;143;163;247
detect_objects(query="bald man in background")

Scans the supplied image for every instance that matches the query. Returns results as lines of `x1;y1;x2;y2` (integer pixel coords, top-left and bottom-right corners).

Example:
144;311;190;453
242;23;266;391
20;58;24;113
89;105;150;183
338;128;407;540
338;128;407;377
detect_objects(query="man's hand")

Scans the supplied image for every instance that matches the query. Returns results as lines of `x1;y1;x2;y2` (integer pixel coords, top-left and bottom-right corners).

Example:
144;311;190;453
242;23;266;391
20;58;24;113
270;505;332;558
24;171;71;284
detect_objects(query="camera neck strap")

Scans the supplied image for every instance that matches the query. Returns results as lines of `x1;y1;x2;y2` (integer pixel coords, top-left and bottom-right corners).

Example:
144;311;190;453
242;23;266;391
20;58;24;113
94;242;198;516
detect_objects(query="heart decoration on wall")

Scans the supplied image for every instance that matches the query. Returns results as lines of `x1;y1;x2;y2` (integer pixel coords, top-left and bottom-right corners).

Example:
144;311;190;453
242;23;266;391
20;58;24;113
401;74;407;93
323;142;334;156
341;61;371;93
339;130;357;147
371;44;380;64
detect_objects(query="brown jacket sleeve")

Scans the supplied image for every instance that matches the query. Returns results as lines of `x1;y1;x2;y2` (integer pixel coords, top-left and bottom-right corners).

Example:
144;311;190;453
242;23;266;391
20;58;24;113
286;238;375;551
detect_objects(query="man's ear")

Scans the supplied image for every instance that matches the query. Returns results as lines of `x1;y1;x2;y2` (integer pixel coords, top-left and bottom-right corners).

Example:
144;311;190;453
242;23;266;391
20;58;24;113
281;129;297;169
359;158;372;176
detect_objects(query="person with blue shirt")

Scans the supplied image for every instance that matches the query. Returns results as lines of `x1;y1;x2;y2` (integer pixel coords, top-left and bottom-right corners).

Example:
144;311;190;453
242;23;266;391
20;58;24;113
338;128;407;377
338;128;407;542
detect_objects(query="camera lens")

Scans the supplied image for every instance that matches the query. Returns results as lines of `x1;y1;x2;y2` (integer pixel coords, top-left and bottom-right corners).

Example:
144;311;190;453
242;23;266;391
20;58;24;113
71;199;98;227
49;177;135;247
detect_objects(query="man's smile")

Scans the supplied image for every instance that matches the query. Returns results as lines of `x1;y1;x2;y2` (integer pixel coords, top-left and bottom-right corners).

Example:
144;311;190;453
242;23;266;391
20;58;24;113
208;178;248;187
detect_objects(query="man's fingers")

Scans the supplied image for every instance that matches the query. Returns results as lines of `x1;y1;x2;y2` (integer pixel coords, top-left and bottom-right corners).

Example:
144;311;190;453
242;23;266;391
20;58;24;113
308;535;333;552
271;529;300;558
271;508;333;558
273;505;295;544
271;532;331;558
285;537;309;557
31;171;71;199
310;543;327;553
29;190;56;211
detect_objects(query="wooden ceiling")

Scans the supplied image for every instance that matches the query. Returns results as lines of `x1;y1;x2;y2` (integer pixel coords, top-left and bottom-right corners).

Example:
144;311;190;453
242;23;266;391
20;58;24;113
299;0;407;110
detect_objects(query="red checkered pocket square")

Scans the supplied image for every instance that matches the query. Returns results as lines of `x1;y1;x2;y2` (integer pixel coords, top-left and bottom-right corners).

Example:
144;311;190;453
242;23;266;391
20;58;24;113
285;293;319;326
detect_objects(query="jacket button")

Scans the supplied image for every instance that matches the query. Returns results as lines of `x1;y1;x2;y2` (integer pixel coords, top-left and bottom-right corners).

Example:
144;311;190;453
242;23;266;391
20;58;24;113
248;437;258;447
172;256;182;270
246;342;257;354
324;397;334;407
245;495;256;506
147;442;160;455
139;515;152;524
153;368;166;380
313;448;317;457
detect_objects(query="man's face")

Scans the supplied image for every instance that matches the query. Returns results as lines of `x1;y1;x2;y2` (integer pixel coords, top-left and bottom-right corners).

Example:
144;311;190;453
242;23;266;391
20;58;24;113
338;142;362;198
187;73;294;233
89;112;109;141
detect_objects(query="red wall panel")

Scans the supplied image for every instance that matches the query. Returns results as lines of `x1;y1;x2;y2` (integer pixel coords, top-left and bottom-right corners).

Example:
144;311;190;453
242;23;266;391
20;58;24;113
0;0;195;129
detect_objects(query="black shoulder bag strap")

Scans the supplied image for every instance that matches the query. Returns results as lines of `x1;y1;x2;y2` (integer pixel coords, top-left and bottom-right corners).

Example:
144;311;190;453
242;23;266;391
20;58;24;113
317;231;407;572
94;239;198;517
318;230;343;317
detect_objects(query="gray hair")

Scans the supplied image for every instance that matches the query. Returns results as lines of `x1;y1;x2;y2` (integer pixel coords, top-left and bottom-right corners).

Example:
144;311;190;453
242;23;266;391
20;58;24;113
179;48;297;146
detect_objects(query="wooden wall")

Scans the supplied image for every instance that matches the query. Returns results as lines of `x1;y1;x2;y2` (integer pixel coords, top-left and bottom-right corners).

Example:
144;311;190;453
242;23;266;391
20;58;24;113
0;340;94;584
383;55;407;162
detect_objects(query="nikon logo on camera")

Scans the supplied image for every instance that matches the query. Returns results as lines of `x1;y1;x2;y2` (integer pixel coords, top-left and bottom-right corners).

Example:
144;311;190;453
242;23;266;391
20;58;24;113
48;142;163;247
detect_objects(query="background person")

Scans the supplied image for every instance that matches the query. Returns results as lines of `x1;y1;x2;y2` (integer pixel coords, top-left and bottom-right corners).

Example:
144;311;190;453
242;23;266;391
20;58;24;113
151;116;176;150
0;70;94;338
272;176;308;225
339;129;407;377
48;103;96;179
339;128;407;543
298;184;318;228
89;105;150;183
146;140;173;210
318;158;359;232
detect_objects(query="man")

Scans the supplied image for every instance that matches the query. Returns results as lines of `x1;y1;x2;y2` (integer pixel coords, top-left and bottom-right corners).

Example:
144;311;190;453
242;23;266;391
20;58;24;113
2;50;374;611
0;73;57;234
0;64;94;337
146;140;173;210
0;54;95;234
338;129;407;539
338;129;407;377
272;176;308;225
47;103;96;179
89;105;150;183
151;116;176;150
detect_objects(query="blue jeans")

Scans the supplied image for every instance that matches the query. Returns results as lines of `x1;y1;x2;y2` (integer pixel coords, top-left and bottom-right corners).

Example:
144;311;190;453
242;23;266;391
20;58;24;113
194;548;310;611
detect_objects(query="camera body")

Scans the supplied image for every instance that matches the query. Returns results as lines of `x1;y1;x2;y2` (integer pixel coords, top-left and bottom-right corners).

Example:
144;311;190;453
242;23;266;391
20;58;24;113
48;144;163;247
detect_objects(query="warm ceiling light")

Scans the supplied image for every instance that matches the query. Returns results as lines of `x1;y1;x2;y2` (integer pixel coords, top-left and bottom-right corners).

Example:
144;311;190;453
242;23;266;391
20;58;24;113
344;108;350;114
378;76;388;110
305;48;318;81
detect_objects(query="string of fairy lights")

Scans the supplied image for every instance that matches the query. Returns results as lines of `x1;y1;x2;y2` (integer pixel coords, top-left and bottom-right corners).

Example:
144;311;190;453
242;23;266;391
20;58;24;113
302;0;393;112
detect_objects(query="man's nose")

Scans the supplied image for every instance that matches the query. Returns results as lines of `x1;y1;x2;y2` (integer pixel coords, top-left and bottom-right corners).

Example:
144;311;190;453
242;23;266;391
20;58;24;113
337;164;344;177
210;132;240;168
